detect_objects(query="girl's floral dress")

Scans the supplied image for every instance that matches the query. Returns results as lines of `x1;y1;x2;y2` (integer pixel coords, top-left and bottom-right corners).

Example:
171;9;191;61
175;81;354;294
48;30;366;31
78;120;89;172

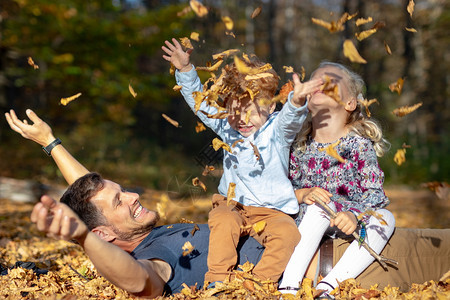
290;134;389;224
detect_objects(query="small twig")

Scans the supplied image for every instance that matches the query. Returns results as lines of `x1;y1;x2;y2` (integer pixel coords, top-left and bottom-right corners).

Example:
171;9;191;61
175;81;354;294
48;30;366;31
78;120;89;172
311;195;398;270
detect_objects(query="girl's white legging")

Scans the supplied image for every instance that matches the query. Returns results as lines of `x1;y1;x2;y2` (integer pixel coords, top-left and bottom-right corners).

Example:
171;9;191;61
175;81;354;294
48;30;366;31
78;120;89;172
279;202;396;292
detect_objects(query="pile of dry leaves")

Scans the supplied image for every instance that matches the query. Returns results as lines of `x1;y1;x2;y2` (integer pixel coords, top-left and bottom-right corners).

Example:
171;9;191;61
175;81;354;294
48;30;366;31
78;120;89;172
0;198;448;299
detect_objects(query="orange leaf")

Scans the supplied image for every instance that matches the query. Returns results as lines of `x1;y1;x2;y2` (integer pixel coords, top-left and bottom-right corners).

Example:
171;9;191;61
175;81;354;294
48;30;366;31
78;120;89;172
343;39;367;64
173;85;182;92
384;41;392;55
27;57;39;69
389;77;405;95
251;6;262;19
192;177;207;192
195;121;206;133
358;98;378;118
283;66;294;73
392;102;422;117
252;221;266;234
249;142;261;161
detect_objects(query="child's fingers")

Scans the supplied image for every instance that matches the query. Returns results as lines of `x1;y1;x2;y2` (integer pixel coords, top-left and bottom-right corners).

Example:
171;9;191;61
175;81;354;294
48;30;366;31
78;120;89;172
164;40;177;51
161;45;172;55
292;73;301;86
171;38;182;49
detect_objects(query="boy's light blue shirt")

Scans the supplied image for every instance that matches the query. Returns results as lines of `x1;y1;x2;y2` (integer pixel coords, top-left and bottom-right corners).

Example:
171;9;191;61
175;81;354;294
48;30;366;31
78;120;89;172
176;66;308;214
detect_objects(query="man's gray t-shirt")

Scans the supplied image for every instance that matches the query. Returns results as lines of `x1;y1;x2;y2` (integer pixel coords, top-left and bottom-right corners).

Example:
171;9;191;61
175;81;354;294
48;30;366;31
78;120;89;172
130;223;264;294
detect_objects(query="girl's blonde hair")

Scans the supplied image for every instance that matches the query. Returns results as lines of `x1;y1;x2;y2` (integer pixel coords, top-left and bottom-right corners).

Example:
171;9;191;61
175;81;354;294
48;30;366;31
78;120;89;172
292;62;390;157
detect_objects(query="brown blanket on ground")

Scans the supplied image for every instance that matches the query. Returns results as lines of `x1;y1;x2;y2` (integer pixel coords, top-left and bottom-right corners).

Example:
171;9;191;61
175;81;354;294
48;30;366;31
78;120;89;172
311;228;450;291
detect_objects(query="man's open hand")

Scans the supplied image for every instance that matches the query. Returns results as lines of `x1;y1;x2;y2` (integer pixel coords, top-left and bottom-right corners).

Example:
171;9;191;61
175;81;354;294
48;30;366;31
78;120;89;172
31;195;89;241
5;109;55;147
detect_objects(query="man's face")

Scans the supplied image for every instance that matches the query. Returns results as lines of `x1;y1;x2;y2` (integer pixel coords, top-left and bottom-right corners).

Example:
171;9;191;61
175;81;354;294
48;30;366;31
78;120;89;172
90;180;159;241
227;96;274;138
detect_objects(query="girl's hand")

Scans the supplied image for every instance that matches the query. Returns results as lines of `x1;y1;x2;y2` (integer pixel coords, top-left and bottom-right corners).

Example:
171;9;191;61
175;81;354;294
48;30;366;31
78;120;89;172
298;187;332;205
291;73;323;107
330;211;357;235
162;38;193;72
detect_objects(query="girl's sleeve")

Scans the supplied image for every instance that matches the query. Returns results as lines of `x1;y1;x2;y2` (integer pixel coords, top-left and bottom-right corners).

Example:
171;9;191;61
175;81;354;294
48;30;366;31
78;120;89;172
175;66;223;134
346;139;390;217
288;149;303;190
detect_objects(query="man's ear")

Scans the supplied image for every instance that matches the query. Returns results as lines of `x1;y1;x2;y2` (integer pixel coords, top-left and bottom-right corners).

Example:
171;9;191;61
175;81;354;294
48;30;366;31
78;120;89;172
345;97;357;112
92;226;116;242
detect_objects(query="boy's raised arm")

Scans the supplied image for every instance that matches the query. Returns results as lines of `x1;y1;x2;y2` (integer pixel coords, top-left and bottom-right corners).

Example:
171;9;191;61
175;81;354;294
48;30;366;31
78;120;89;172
5;109;89;185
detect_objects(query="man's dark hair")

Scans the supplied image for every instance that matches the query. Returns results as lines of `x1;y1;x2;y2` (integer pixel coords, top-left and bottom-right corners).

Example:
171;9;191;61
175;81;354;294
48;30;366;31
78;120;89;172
60;172;108;230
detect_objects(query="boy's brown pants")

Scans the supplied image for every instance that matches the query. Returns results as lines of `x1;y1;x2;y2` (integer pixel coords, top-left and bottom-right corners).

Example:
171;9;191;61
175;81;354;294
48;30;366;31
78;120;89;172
204;194;300;283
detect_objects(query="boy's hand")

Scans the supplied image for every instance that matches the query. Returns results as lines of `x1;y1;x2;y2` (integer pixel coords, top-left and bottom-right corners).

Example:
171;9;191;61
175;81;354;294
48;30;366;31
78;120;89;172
162;38;193;72
330;211;357;235
31;195;89;242
5;109;55;146
298;187;332;205
291;73;323;107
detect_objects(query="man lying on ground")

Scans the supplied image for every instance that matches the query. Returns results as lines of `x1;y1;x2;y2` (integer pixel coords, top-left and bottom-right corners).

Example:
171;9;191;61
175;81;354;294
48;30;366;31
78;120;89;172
5;109;264;298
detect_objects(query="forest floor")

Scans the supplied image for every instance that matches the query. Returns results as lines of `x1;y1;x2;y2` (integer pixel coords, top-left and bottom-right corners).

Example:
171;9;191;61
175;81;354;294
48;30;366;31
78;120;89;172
0;181;448;299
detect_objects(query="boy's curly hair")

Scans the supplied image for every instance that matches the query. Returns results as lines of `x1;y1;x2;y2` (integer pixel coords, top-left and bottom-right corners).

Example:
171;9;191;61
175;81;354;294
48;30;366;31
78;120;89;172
220;54;279;107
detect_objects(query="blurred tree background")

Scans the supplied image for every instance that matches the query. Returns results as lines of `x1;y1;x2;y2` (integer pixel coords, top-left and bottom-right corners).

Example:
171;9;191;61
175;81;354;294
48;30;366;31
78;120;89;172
0;0;448;193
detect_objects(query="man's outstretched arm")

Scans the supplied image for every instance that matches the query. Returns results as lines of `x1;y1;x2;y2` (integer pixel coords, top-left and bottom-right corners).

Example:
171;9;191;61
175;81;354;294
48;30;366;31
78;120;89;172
5;109;89;185
32;195;166;298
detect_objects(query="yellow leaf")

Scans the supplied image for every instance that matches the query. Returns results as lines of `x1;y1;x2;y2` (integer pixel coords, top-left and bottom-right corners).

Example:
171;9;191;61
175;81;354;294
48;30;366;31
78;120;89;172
302;278;314;298
343;39;367;64
234;56;273;75
231;139;244;148
321;75;343;105
311;12;356;33
283;66;294;73
179;37;193;49
162;113;180;127
199;110;229;119
212;49;240;60
227;182;236;205
128;83;137;98
182;241;195;256
394;148;406;166
249;142;261;161
319;140;346;163
189;0;208;17
222;16;234;31
407;0;415;18
60;93;82;106
212;137;232;153
252;221;266;234
405;27;417;32
392;102;422;117
190;31;200;41
238;261;255;273
195;60;223;72
355;28;377;41
355;17;373;26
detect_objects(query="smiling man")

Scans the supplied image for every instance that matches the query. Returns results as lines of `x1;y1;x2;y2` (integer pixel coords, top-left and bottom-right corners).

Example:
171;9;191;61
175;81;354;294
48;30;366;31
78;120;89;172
5;109;264;298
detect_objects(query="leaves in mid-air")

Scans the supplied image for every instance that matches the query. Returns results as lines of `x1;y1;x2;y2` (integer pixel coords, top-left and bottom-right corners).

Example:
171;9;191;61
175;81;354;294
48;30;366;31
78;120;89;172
358;98;379;118
27;57;39;69
389;77;405;95
392;102;422;117
343;39;367;64
212;137;232;153
60;93;82;106
190;0;208;17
